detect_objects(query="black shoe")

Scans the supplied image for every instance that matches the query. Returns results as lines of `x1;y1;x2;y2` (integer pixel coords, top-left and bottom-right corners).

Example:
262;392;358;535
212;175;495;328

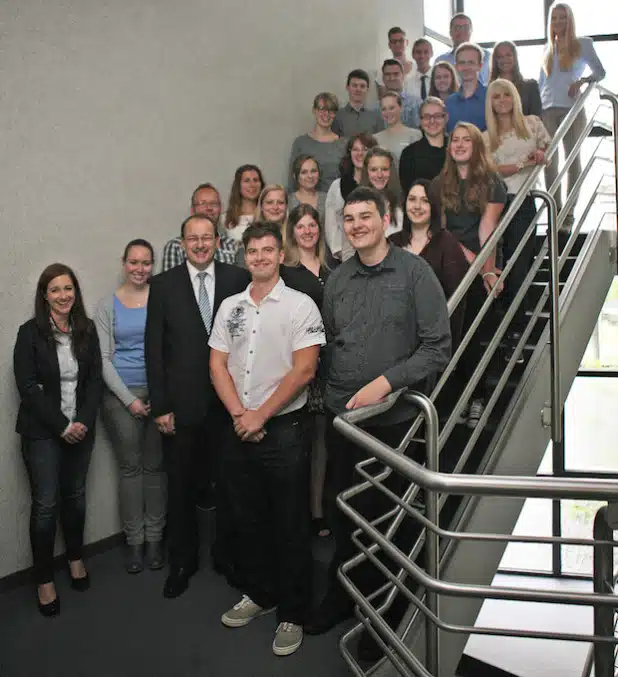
145;542;165;570
70;573;90;592
37;589;60;618
163;561;198;599
125;544;144;574
305;599;353;635
357;627;383;663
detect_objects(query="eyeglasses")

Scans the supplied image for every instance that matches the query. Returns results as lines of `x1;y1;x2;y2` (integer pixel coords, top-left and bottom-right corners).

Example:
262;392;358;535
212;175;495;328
185;235;215;244
315;106;337;113
421;113;446;122
192;201;220;209
452;23;471;32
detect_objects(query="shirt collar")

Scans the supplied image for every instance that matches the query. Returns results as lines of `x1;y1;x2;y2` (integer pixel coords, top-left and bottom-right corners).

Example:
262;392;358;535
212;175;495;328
346;102;365;113
186;259;215;281
351;245;397;277
456;82;485;100
239;276;286;305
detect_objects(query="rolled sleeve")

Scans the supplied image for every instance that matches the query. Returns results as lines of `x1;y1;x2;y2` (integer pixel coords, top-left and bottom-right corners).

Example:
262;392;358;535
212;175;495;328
292;297;326;351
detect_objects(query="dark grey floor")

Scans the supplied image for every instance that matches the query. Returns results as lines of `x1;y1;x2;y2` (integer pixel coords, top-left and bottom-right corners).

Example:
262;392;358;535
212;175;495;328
0;529;355;677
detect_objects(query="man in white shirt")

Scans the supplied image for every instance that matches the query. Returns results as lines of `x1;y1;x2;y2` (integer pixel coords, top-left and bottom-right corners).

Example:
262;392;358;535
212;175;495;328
209;221;325;657
405;38;434;100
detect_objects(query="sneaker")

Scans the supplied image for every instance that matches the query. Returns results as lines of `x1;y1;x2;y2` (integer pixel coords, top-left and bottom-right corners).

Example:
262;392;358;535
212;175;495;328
273;622;303;656
467;399;485;429
456;401;470;425
221;595;275;628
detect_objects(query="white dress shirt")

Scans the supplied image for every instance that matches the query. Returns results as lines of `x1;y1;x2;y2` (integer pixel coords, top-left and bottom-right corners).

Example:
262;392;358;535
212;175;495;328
186;260;215;310
404;67;432;99
209;278;326;416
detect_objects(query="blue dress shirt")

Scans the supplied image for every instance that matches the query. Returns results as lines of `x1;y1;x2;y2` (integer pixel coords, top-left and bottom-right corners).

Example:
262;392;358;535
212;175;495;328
446;83;488;133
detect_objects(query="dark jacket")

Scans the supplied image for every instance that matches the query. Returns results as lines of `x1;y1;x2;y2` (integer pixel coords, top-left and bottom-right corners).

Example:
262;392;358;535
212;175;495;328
145;261;250;426
14;318;103;439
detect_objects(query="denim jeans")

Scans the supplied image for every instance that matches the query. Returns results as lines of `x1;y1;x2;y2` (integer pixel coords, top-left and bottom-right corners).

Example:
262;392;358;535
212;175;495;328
101;387;166;545
222;408;312;624
21;435;93;584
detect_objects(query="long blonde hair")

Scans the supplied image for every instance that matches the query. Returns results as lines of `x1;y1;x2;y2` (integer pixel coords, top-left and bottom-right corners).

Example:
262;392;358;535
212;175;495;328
440;122;497;214
544;3;581;75
485;79;531;152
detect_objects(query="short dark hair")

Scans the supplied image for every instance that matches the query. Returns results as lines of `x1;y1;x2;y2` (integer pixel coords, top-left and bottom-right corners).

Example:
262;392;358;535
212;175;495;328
388;26;406;39
344;186;386;219
412;37;433;53
346;68;370;86
450;12;472;29
242;221;284;251
122;238;154;263
191;183;220;207
180;213;217;239
382;58;404;73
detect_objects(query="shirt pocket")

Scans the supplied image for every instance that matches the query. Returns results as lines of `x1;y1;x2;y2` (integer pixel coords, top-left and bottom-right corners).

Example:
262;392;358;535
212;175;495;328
378;284;411;329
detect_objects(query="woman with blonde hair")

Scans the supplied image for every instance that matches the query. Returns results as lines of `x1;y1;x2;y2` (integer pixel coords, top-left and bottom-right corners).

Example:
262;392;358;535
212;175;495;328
255;184;289;231
360;146;403;236
490;41;542;117
539;2;605;227
435;121;507;428
484;79;551;361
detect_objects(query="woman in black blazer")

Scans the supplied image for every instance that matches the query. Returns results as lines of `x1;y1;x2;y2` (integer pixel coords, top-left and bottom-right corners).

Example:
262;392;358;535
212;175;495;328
13;263;102;617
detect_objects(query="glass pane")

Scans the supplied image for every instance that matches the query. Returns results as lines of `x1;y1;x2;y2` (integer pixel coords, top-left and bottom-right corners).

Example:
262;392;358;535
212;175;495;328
580;277;618;372
565;377;618;471
563;0;618;38
462;0;545;43
500;498;553;571
593;41;618;96
515;44;546;80
423;0;453;38
561;499;618;575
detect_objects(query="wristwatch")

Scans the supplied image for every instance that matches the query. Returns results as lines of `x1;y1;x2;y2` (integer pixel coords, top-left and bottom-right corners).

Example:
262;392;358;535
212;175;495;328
516;161;525;172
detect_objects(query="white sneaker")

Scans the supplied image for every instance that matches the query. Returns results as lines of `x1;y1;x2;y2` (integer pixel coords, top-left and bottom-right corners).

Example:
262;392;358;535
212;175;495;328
467;399;485;429
273;621;303;656
221;595;275;628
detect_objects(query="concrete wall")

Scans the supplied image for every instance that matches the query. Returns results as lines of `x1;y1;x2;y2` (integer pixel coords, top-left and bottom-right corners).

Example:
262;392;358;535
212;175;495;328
0;0;424;579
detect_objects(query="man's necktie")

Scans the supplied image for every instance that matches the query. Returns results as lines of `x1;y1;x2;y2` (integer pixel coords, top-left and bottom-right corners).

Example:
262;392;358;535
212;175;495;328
197;272;212;332
421;75;428;100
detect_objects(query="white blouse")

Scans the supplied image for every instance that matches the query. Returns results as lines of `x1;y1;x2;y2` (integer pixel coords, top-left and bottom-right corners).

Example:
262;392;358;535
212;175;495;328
55;329;78;422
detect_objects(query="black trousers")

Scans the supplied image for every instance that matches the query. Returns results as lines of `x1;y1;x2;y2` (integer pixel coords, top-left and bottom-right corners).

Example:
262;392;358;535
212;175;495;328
223;409;312;624
501;194;538;333
21;434;93;584
323;413;420;613
162;410;220;570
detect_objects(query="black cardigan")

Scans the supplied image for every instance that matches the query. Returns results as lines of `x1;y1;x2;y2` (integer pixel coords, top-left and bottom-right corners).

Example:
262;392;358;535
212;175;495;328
13;318;103;439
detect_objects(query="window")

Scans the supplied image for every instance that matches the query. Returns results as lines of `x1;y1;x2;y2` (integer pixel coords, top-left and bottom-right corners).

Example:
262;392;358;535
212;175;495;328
565;0;618;38
423;0;453;39
462;0;545;44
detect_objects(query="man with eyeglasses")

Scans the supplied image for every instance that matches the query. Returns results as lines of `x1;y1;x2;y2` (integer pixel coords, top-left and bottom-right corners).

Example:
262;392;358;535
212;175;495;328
376;26;414;98
146;213;250;599
435;13;491;86
162;183;239;271
445;42;488;133
399;97;449;196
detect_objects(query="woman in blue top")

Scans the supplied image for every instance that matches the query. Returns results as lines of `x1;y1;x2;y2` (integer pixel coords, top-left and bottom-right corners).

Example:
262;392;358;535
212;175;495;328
95;239;166;574
539;2;605;228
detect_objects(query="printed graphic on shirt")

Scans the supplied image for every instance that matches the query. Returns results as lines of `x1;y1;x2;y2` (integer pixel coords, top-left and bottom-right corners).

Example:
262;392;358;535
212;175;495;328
307;323;325;336
227;305;246;339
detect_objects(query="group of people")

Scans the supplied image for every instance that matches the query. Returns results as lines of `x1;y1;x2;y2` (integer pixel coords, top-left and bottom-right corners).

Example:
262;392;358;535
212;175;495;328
13;1;606;663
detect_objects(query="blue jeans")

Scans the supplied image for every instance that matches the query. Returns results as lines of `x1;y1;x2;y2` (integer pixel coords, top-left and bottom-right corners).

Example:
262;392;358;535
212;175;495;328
21;435;93;584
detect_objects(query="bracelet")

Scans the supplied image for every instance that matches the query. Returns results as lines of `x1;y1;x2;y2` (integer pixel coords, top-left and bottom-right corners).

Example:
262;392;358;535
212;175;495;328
482;272;498;279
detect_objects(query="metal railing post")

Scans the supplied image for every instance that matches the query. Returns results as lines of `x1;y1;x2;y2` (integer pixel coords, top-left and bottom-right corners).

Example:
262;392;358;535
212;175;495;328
593;505;615;677
531;190;562;445
599;89;618;274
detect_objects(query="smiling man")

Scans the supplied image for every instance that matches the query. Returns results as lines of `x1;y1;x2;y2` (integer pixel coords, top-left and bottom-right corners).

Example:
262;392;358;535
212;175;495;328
306;186;450;637
445;42;488;132
209;221;325;657
332;69;384;137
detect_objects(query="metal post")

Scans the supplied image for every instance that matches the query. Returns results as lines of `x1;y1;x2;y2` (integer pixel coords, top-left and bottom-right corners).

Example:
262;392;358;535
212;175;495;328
599;91;618;274
531;190;562;444
593;505;615;677
417;394;440;675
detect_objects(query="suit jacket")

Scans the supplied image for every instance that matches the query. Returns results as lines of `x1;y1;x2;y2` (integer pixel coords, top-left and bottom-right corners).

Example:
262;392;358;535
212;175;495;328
145;261;250;426
14;318;103;439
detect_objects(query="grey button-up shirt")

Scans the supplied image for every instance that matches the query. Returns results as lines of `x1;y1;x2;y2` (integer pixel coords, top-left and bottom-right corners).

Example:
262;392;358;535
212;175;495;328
322;245;451;424
331;103;384;138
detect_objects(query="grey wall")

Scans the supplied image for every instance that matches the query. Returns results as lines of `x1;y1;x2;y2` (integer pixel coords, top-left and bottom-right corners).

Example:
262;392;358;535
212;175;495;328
0;0;423;579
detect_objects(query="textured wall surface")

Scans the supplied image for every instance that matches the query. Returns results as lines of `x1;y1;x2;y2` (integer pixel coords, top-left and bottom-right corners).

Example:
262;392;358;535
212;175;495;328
0;0;424;579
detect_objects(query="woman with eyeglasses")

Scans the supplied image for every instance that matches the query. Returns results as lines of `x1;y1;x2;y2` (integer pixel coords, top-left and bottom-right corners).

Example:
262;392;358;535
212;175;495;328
399;97;449;196
287;93;347;193
324;132;379;263
490;41;542;117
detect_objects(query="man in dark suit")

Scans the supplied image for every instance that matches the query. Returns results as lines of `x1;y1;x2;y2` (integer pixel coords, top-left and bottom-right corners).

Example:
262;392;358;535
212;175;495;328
146;213;249;598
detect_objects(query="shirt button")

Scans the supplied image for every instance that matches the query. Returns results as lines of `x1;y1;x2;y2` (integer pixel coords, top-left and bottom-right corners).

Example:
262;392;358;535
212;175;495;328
249;350;253;354
246;370;250;374
244;391;248;395
252;330;256;334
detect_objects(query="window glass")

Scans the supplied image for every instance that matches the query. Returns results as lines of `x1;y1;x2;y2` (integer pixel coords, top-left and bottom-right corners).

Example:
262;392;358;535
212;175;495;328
462;0;545;43
500;498;553;572
563;0;618;38
423;0;453;38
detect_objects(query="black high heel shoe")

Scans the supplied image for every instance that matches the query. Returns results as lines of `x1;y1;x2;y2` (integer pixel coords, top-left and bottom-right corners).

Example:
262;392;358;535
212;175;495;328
70;572;90;591
37;586;60;618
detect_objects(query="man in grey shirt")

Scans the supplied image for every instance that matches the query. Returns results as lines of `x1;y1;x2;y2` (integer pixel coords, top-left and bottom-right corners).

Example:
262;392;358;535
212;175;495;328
306;185;450;637
331;69;384;138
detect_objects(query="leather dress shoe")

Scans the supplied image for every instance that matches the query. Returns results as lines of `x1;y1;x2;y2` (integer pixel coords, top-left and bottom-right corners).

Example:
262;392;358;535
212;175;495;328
125;544;144;574
163;561;198;599
37;595;60;618
145;541;165;570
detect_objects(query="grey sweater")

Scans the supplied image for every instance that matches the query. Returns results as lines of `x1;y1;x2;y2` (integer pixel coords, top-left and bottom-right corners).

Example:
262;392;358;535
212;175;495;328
94;294;140;407
287;134;347;193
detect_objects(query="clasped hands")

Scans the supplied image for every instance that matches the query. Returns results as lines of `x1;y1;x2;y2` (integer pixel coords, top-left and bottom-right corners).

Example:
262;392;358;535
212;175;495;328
61;422;88;444
233;408;266;443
